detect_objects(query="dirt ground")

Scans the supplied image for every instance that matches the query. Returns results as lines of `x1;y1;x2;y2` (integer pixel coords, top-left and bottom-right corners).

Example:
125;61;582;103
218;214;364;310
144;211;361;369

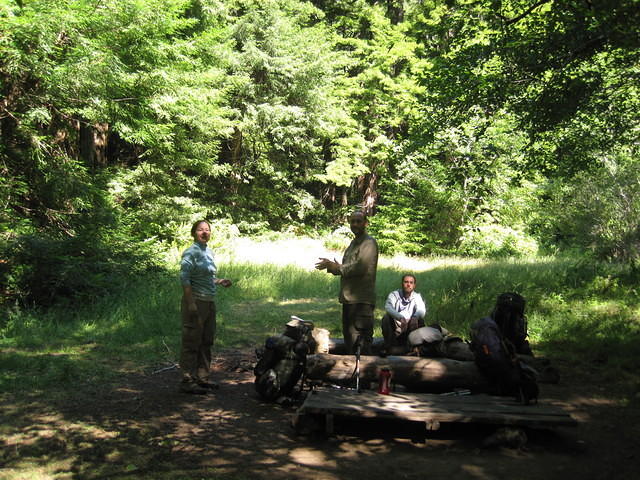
2;350;639;480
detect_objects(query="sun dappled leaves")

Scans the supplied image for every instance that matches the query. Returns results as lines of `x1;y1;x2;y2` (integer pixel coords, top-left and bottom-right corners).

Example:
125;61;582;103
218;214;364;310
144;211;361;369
1;0;639;307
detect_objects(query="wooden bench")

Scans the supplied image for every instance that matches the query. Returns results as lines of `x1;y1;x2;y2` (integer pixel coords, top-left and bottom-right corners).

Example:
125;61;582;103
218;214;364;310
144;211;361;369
294;387;577;435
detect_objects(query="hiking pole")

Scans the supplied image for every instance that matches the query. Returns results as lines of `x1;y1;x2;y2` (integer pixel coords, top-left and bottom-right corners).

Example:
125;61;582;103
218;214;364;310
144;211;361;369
354;335;362;393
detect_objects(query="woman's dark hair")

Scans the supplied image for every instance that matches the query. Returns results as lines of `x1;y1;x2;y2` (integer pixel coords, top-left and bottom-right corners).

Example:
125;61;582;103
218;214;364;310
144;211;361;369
190;220;211;237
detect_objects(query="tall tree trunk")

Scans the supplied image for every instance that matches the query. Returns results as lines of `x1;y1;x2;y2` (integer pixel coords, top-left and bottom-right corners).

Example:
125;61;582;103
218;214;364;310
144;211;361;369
357;172;378;215
386;0;404;25
321;185;336;207
341;187;348;207
229;126;243;197
79;122;108;169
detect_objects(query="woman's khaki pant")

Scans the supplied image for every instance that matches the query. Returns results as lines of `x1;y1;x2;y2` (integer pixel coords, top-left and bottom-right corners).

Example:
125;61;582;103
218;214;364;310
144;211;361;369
180;297;216;382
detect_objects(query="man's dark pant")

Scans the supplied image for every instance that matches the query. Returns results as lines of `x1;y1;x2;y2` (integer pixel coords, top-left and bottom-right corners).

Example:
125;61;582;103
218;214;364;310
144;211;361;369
381;313;424;349
342;303;374;355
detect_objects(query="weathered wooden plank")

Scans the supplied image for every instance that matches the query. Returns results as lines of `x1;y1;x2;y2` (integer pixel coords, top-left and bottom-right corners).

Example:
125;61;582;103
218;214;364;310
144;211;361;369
301;391;563;419
304;389;572;418
368;392;573;417
297;388;577;429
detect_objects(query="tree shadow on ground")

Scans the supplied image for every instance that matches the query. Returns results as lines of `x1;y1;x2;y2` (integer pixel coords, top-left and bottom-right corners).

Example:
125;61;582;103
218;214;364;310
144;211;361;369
2;350;640;480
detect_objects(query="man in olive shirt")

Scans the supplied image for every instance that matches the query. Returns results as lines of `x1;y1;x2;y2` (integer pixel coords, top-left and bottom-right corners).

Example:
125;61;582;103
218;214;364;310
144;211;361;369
316;211;379;354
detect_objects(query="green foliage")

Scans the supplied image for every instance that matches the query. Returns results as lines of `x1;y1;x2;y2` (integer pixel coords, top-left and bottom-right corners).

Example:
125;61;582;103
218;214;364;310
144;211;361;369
322;225;352;251
1;0;639;309
370;110;534;256
214;0;349;226
534;149;640;262
0;0;228;307
458;222;539;258
369;175;462;256
2;227;163;308
319;2;424;207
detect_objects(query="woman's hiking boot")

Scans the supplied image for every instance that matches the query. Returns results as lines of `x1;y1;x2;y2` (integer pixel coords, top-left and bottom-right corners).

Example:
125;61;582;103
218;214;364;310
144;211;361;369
197;380;220;391
180;380;208;395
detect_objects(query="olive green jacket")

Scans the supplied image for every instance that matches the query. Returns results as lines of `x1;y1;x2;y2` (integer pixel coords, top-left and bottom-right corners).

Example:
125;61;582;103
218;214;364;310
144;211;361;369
337;233;378;305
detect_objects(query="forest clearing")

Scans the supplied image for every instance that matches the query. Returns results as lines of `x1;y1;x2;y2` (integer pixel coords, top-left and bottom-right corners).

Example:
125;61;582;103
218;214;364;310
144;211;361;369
2;238;639;479
2;1;640;478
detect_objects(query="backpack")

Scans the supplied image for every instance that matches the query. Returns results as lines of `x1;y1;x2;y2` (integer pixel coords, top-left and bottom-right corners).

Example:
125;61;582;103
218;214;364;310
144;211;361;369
469;316;510;368
470;315;538;404
254;318;316;402
407;325;445;357
493;292;532;356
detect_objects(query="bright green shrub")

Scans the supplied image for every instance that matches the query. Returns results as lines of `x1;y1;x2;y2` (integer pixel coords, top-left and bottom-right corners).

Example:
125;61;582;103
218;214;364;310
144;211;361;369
458;223;539;258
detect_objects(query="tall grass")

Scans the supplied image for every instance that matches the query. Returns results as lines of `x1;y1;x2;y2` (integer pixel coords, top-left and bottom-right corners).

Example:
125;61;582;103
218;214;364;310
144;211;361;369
2;237;639;395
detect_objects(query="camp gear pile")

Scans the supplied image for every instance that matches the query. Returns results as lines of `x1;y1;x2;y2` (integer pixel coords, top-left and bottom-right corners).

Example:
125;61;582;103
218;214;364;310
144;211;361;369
254;318;317;402
470;292;538;404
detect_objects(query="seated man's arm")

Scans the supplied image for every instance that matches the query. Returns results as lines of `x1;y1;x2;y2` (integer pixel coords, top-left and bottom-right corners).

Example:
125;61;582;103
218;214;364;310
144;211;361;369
413;293;427;321
385;291;406;320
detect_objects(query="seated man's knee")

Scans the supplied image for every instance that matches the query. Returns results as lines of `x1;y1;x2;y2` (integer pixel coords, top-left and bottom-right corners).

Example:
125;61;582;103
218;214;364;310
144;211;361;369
381;314;394;339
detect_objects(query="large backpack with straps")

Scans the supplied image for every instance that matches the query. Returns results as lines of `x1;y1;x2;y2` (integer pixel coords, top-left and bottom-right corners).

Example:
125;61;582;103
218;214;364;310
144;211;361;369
470;294;538;404
493;292;532;356
470;316;510;369
254;319;316;402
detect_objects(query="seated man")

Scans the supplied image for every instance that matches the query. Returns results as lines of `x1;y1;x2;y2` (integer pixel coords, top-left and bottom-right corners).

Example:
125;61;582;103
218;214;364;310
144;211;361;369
381;274;427;352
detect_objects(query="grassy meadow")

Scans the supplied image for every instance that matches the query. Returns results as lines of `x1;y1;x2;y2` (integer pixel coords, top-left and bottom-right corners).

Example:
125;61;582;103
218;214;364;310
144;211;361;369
1;236;639;398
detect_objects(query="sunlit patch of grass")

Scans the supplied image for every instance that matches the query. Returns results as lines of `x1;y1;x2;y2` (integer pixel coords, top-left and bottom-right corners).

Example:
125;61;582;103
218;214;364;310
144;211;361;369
379;253;491;272
226;236;332;269
532;292;640;379
219;297;342;348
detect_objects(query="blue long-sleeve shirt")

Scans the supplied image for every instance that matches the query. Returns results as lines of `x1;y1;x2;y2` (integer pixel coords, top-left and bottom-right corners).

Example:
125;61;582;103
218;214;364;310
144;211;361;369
180;243;217;301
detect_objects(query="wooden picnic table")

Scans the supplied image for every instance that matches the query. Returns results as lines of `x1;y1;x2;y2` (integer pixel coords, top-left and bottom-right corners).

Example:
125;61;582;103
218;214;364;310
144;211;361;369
294;387;577;434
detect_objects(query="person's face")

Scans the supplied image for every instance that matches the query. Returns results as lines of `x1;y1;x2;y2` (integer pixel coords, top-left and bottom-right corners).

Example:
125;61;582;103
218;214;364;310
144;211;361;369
194;222;211;244
349;213;367;236
401;276;416;296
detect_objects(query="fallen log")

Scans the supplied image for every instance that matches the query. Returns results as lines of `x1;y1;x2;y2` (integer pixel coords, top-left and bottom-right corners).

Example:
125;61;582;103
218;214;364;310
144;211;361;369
328;336;475;361
326;338;559;384
305;353;489;392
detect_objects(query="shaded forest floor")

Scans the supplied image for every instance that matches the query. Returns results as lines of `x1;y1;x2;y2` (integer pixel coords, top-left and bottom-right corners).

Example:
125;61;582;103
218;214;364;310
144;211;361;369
2;349;639;480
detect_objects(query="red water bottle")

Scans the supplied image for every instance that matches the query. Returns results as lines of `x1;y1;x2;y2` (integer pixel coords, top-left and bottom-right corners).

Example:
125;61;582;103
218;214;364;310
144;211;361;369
378;368;392;395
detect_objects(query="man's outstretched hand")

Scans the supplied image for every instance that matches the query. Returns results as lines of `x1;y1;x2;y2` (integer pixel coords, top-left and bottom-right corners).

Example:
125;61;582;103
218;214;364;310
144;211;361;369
315;257;340;274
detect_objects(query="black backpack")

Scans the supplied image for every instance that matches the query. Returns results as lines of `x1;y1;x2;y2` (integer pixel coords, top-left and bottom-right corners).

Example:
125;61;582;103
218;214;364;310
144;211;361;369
254;320;316;402
470;298;538;404
493;292;533;356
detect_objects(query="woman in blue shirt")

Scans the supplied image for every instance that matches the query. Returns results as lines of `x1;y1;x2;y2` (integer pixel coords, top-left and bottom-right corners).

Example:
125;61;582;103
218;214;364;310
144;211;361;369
179;220;232;394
